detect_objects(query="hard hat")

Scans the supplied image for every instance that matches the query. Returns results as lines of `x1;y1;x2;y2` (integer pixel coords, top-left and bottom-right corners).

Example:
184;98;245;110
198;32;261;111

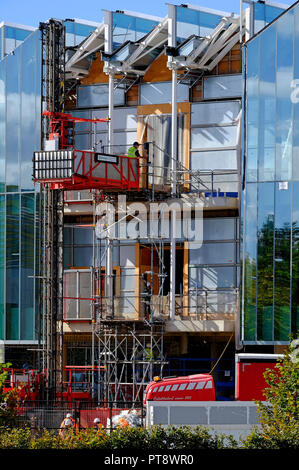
94;418;101;424
66;413;72;418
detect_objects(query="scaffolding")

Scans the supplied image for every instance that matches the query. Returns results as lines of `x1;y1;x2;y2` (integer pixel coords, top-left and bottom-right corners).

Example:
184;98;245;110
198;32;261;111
39;19;65;400
36;7;243;403
90;190;168;403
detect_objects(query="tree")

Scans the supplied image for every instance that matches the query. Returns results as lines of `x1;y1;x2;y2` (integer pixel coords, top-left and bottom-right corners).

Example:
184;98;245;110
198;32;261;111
0;363;20;427
244;337;299;448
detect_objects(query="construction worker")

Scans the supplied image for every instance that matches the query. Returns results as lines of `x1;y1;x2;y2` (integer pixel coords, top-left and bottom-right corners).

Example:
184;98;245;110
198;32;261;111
127;142;141;158
93;417;104;432
59;413;75;438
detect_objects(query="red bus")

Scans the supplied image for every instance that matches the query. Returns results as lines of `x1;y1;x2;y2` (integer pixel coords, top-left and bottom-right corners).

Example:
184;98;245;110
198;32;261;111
144;374;215;404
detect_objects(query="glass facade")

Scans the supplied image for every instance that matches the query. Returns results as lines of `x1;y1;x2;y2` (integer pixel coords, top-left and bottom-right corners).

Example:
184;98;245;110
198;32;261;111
112;13;159;49
65;20;98;47
0;23;35;59
0;30;40;341
176;6;223;42
242;4;299;344
253;2;284;34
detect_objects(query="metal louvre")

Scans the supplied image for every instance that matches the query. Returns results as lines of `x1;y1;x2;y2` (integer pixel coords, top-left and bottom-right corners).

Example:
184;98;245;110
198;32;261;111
33;150;73;180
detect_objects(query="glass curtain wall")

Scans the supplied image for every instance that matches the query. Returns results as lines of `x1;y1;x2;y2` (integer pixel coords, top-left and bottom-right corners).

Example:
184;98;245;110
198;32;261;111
242;5;299;344
176;5;223;43
0;24;35;59
253;2;284;34
0;30;40;341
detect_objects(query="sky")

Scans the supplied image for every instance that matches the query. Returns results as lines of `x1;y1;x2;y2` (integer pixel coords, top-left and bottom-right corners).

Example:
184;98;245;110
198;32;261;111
0;0;293;27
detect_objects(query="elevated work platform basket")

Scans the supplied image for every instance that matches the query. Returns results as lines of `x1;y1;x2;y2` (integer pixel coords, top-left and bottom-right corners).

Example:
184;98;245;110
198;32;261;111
33;149;139;191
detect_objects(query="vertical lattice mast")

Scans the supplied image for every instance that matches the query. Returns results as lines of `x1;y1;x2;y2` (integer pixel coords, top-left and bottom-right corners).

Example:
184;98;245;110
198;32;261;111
39;20;65;400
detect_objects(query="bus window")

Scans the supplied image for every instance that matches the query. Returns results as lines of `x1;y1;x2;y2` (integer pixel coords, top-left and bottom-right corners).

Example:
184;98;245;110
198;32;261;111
158;386;164;392
187;382;196;390
164;385;171;391
153;387;158;392
205;381;213;389
178;383;187;391
171;384;179;391
196;382;205;389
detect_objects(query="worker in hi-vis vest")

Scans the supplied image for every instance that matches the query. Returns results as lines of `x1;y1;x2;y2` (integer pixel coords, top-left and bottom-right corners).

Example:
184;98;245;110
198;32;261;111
127;141;141;158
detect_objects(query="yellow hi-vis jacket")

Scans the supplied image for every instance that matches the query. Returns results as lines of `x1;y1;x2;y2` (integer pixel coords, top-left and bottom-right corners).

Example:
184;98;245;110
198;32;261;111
127;146;138;158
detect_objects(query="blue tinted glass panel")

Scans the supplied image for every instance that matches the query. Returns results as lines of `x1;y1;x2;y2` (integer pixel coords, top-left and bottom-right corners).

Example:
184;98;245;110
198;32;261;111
0;27;3;59
200;12;222;37
15;29;32;41
274;183;291;341
257;183;274;341
113;13;136;46
177;7;199;25
6;194;20;340
6;49;20;192
292;182;299;335
20;193;35;339
258;24;276;182
0;60;5;192
136;17;158;35
75;23;95;37
65;21;75;34
243;183;257;341
21;32;37;191
5;26;15;39
254;3;265;21
293;6;299;180
177;7;199;41
246;39;259;182
275;11;294;181
0;195;4;339
265;6;284;24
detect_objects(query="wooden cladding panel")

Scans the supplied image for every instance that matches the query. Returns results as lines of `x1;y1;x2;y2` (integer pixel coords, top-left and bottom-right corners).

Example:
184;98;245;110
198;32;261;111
81;54;109;85
142;54;172;83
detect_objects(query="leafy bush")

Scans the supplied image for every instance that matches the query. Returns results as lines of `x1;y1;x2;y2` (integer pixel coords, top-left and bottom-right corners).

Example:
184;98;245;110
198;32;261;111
0;363;21;427
243;337;299;449
0;425;237;449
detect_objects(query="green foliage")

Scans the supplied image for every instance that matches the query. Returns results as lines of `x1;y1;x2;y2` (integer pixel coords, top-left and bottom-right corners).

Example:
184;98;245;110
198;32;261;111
0;363;20;427
0;425;238;450
243;338;299;449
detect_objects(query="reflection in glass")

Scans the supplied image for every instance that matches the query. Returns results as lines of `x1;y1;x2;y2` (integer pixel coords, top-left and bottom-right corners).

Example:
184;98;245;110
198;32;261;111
243;183;257;341
6;194;20;340
0;60;5;192
0;196;4;339
6;50;20;192
292;182;299;336
258;25;276;182
257;183;274;341
20;194;35;339
246;40;259;182
276;11;293;181
274;184;291;341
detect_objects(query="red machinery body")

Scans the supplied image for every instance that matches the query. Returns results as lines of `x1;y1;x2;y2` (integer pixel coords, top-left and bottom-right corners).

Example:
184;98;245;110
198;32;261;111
144;374;216;405
56;366;105;403
235;354;283;401
33;111;139;191
3;369;44;401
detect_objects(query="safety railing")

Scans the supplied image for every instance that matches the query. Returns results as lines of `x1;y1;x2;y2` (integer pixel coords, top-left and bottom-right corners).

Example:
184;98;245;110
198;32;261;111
63;268;239;322
33;149;139;191
72;150;139;190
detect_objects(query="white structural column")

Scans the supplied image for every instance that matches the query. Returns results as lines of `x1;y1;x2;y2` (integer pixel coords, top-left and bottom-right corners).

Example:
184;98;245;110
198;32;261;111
108;72;114;152
168;4;177;322
104;10;114;317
